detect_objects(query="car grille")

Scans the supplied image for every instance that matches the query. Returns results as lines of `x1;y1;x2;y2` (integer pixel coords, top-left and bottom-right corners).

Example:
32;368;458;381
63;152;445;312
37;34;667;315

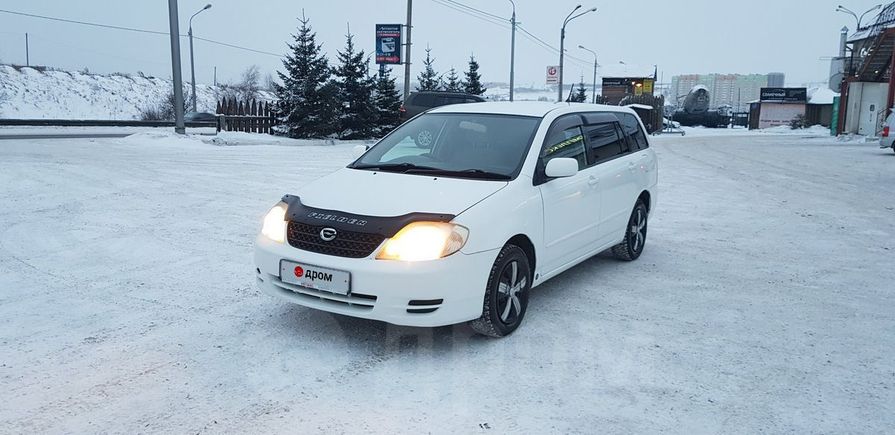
287;221;385;258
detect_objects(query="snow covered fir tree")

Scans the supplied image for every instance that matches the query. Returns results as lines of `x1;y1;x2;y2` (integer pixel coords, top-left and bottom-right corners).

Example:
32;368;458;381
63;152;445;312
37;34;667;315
416;48;442;91
332;31;376;139
274;13;339;138
443;67;462;92
462;55;486;96
571;80;588;103
372;66;402;137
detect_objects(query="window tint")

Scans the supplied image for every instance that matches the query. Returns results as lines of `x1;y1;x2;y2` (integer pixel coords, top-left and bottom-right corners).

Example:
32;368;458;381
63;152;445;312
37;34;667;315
618;113;649;150
543;126;587;170
412;94;436;107
583;123;627;163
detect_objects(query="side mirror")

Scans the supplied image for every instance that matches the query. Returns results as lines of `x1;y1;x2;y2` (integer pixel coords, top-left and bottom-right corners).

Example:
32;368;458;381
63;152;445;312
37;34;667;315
352;144;368;158
544;158;579;178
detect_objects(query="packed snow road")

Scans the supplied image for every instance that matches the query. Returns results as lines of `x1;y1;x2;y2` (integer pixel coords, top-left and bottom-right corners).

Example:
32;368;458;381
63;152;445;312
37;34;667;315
1;130;893;433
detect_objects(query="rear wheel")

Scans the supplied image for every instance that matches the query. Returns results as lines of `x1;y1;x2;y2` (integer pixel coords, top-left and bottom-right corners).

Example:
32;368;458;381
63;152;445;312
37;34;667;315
469;245;531;338
611;201;648;261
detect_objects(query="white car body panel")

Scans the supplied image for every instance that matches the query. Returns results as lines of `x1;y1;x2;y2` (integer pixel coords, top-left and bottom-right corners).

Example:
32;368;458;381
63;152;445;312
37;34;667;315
254;102;658;327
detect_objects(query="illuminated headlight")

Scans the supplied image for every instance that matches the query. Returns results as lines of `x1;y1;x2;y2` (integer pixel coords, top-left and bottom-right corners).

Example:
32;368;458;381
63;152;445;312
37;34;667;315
261;202;288;243
376;222;469;261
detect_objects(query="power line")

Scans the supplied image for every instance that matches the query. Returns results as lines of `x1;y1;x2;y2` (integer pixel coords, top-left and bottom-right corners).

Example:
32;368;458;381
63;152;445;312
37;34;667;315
0;8;281;58
426;0;590;68
429;0;509;29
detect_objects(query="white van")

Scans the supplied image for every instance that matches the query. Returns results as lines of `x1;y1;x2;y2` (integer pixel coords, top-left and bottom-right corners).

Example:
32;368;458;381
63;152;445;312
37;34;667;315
254;102;659;337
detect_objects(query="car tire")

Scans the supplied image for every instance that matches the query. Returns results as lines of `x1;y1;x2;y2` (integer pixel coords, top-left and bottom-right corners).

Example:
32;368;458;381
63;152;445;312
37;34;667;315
469;244;531;338
611;201;648;261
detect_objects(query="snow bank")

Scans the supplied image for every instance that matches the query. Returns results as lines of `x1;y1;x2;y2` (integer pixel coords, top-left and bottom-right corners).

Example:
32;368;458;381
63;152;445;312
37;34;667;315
119;130;375;148
0;65;269;120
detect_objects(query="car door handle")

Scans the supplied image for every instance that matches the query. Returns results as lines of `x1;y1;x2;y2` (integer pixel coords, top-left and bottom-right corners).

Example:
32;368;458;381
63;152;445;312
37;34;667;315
627;162;637;172
588;176;599;186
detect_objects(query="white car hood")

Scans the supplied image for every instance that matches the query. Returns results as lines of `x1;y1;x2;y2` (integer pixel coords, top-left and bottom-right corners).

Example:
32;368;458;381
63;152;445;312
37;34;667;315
296;168;507;217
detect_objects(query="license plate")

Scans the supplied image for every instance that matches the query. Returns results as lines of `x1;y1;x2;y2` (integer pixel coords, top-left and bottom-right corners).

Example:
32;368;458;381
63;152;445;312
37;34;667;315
280;260;351;295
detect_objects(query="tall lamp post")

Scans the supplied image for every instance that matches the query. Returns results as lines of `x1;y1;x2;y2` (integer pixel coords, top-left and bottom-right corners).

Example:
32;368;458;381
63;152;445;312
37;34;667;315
558;5;596;102
836;4;881;30
508;0;516;102
188;3;212;113
579;45;598;104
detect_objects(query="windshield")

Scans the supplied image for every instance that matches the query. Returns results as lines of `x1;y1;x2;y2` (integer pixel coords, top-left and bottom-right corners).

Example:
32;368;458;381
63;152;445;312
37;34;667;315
351;113;541;180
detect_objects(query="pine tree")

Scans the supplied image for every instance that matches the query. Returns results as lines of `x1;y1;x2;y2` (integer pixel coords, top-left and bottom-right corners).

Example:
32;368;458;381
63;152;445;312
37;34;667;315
444;67;462;92
333;31;377;139
572;80;588;103
275;12;338;138
462;55;486;95
372;66;402;137
416;48;442;91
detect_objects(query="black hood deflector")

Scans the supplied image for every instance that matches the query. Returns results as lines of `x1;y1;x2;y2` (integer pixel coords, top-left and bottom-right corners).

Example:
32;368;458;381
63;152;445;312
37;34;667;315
281;194;455;237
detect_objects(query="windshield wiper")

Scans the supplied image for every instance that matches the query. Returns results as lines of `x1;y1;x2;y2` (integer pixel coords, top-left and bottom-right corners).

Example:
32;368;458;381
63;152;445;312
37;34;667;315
352;163;510;180
405;167;512;180
350;162;441;173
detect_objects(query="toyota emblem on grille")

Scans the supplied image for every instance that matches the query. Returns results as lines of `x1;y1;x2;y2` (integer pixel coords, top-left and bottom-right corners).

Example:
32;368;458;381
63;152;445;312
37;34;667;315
320;227;338;242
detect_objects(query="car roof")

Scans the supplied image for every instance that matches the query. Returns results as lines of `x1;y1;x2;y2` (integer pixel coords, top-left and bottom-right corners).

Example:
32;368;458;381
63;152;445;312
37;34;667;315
410;91;482;97
428;101;639;118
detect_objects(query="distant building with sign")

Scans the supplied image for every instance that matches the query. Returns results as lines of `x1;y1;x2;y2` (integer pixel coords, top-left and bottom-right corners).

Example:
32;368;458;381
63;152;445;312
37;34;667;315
748;87;836;129
598;64;656;105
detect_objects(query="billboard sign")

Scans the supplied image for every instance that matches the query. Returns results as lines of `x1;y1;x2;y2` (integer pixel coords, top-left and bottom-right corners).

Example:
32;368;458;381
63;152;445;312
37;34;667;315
375;24;402;65
546;66;559;85
760;87;807;103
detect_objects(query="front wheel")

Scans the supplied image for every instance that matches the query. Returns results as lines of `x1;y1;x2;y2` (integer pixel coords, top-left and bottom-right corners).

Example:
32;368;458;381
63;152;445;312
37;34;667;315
469;244;531;338
611;201;648;261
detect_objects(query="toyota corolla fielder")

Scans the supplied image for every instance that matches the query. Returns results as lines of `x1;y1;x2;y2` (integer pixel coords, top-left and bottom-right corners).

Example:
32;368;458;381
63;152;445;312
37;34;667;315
255;102;658;337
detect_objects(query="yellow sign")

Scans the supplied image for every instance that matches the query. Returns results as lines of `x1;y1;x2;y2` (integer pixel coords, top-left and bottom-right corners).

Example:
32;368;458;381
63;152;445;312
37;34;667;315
643;79;654;94
634;83;643;96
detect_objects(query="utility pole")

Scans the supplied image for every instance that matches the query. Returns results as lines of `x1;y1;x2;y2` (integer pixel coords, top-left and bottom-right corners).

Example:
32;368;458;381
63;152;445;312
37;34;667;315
213;66;217;86
167;0;186;134
25;33;29;66
403;0;413;102
508;0;516;102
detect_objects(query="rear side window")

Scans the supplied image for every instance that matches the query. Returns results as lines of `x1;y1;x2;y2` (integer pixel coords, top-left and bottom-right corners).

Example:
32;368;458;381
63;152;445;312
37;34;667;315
411;94;436;107
583;123;627;163
617;113;649;150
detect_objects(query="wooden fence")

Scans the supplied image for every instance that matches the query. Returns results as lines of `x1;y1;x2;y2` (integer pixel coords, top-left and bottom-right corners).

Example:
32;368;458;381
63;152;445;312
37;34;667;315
215;98;277;134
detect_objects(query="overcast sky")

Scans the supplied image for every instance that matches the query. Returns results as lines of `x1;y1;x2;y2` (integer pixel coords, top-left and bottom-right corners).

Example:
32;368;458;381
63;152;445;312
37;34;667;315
0;0;884;87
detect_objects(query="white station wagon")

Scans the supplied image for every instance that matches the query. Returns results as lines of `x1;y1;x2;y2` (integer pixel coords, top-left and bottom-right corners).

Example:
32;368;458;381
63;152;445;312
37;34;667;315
255;102;658;337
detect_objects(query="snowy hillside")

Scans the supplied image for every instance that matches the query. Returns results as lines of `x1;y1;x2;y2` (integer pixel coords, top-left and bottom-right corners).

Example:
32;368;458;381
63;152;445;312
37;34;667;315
0;65;241;120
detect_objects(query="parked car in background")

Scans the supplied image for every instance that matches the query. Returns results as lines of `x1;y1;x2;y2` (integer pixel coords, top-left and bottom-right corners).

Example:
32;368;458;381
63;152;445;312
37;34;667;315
184;112;218;123
254;102;658;337
400;91;486;121
881;112;895;153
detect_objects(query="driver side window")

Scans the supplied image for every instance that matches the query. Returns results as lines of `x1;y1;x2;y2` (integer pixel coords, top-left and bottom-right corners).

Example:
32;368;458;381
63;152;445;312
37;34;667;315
541;115;586;170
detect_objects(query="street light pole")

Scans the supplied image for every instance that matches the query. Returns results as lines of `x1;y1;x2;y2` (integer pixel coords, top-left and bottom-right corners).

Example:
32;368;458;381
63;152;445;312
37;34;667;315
189;4;212;113
558;5;596;102
836;4;881;30
579;45;598;104
508;0;516;102
167;0;186;134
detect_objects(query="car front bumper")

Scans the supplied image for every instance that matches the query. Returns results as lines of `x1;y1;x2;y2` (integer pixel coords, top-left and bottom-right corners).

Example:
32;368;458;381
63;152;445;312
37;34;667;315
254;235;498;327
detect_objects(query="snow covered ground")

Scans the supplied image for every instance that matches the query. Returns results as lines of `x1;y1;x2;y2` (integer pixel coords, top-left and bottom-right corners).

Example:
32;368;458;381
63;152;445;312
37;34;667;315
1;130;893;433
